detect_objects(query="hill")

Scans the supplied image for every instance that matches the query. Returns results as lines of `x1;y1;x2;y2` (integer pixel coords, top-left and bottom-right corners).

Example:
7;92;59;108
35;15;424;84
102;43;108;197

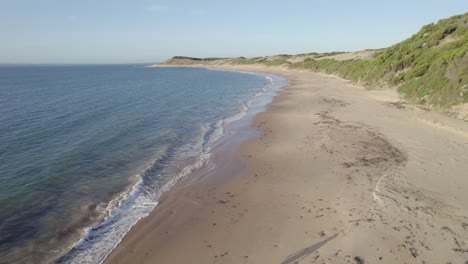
161;13;468;111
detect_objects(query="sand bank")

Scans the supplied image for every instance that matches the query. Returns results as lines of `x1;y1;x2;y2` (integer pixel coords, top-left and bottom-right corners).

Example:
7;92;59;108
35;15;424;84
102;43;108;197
106;65;468;264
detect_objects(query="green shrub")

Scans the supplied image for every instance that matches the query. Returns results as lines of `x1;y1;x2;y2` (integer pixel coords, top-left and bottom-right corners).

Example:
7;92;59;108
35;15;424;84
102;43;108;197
288;12;468;107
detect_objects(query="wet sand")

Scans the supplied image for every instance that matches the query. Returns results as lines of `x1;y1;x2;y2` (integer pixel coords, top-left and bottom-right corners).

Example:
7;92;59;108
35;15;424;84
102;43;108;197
105;66;468;264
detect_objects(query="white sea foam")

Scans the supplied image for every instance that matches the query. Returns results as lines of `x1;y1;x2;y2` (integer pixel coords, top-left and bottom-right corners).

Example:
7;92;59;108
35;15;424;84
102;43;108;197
58;72;287;264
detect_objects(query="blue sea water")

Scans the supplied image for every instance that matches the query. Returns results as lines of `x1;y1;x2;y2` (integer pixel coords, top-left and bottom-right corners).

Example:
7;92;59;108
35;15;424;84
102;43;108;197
0;65;285;263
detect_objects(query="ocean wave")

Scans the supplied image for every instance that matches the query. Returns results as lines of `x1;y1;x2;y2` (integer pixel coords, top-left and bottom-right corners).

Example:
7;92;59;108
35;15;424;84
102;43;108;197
57;72;286;264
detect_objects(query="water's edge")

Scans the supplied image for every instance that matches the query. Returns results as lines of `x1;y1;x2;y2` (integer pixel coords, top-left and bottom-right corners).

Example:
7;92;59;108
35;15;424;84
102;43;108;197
56;68;287;264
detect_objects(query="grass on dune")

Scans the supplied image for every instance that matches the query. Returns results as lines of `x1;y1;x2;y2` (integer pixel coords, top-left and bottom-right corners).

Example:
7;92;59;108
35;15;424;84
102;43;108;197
165;13;468;108
290;13;468;107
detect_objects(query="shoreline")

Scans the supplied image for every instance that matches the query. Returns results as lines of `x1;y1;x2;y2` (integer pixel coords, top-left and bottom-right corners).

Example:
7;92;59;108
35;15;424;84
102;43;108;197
106;65;468;263
54;67;285;263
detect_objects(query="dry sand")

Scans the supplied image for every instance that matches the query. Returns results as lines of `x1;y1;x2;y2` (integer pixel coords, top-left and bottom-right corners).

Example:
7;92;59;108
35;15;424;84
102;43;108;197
315;50;378;61
105;65;468;264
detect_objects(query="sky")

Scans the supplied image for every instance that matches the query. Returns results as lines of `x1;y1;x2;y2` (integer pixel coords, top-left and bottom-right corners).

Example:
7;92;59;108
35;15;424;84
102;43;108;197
1;0;467;64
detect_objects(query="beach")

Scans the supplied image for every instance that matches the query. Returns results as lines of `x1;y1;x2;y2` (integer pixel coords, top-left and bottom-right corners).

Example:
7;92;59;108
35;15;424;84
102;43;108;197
105;65;468;264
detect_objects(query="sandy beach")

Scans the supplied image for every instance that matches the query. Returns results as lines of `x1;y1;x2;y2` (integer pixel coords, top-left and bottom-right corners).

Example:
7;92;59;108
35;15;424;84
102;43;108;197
105;65;468;264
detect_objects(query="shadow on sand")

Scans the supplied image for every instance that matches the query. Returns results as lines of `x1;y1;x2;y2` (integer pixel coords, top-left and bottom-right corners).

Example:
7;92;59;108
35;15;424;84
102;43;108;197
280;234;338;264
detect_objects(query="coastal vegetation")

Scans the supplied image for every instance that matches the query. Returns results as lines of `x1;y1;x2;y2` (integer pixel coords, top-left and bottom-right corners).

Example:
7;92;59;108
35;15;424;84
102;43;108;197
292;13;468;107
163;13;468;109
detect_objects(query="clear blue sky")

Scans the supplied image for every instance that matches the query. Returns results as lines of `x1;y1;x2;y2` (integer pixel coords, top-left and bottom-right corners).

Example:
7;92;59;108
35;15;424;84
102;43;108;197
1;0;467;64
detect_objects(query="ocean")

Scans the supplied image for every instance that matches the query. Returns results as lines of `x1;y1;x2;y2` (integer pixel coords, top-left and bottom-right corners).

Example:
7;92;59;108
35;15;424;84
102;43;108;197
0;65;285;263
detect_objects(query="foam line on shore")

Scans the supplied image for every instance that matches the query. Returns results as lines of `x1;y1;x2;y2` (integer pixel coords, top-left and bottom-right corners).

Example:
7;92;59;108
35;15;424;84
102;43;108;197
57;71;286;264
